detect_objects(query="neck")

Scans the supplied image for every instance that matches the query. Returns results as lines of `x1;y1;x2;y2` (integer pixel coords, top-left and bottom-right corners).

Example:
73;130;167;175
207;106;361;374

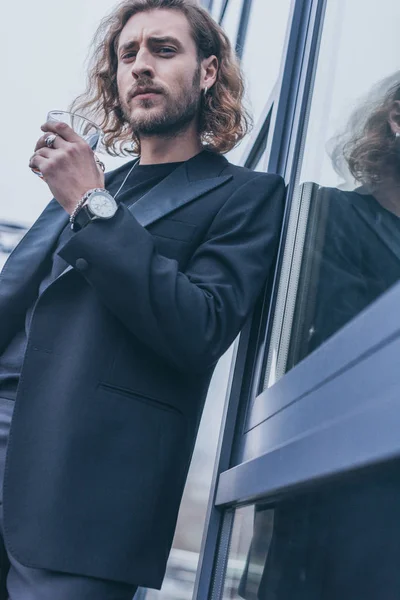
138;123;203;165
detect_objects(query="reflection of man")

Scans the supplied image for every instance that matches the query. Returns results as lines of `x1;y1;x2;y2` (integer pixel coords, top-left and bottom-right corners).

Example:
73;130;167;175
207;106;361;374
307;77;400;353
0;1;284;598
240;76;400;600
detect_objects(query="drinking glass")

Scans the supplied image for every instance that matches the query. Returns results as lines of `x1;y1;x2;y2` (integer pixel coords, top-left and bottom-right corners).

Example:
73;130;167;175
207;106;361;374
31;110;103;178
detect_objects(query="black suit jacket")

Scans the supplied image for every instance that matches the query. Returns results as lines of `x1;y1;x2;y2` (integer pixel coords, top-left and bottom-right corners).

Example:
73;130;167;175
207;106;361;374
0;150;284;588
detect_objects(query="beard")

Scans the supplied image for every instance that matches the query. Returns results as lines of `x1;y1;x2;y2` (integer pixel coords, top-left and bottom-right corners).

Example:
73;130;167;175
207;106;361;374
122;65;201;139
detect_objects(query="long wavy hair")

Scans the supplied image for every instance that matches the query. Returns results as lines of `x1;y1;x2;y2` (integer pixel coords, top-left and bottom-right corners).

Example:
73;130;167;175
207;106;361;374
70;0;251;156
329;72;400;186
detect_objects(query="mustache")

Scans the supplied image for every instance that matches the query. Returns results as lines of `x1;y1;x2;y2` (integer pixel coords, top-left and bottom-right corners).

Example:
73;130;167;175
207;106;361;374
128;82;165;101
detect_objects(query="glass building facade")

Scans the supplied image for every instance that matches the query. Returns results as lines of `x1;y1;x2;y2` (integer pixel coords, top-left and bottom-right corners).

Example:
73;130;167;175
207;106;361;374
193;0;400;599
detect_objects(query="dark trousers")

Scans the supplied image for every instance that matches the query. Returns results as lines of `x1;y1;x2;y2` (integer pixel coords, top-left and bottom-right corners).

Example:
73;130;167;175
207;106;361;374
0;398;138;600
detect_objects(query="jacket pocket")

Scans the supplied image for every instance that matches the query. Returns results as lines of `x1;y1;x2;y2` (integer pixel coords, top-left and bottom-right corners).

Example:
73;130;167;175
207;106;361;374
149;218;198;242
98;382;184;417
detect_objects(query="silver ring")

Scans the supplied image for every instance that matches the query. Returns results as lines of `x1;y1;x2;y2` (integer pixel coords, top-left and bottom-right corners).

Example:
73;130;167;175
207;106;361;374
95;157;105;172
45;134;58;148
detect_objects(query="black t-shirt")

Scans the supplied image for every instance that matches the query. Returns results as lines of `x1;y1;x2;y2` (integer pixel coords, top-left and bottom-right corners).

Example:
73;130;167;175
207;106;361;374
0;160;182;401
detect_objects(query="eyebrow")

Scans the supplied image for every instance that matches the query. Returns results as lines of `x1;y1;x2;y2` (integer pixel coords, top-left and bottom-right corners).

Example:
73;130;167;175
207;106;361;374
119;36;183;55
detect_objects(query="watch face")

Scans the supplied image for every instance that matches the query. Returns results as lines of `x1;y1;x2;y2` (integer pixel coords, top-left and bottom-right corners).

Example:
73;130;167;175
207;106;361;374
88;192;117;218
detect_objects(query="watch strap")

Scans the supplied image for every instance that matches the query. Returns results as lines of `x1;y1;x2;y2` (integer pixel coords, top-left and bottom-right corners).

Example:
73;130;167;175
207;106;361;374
72;205;93;232
70;188;112;232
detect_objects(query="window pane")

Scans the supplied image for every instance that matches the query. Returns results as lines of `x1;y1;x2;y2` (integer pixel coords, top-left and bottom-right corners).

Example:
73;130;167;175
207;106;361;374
225;0;289;166
211;0;225;21
241;0;291;125
222;505;274;598
264;0;400;386
254;147;268;172
220;0;243;46
220;461;400;600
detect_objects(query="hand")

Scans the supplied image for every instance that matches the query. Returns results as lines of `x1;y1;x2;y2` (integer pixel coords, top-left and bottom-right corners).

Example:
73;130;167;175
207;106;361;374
29;121;105;215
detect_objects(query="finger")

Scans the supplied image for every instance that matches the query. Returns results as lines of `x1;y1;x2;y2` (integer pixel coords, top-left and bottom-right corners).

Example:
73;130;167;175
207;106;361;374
40;120;82;144
34;148;54;159
34;132;67;152
29;153;46;171
28;147;53;168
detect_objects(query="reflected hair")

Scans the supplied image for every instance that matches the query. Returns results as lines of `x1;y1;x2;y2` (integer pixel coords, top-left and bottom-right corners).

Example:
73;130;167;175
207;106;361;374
328;72;400;186
70;0;251;156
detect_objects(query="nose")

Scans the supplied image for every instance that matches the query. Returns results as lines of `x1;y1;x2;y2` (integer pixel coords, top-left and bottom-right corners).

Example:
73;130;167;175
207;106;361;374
131;48;155;80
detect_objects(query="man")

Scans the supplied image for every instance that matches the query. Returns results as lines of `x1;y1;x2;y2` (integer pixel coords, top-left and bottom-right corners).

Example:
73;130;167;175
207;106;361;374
0;0;284;597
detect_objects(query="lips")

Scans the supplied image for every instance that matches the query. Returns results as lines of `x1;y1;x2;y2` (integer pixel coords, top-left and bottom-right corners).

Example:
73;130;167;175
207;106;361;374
131;89;162;100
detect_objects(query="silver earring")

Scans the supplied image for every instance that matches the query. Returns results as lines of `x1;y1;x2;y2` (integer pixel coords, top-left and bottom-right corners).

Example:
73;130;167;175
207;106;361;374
394;132;400;154
204;87;208;97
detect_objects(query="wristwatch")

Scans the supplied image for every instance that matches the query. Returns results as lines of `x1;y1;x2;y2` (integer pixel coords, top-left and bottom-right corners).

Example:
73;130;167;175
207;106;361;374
71;189;118;232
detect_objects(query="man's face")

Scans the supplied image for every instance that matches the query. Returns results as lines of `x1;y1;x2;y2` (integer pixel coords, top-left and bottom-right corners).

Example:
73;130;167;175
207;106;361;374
117;9;202;138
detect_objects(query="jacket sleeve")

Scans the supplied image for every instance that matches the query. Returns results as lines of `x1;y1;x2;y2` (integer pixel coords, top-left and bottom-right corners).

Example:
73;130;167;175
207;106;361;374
58;174;285;373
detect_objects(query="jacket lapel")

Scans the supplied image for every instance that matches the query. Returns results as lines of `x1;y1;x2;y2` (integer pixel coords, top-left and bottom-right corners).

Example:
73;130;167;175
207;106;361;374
0;199;69;313
58;151;232;279
123;151;232;227
0;152;233;300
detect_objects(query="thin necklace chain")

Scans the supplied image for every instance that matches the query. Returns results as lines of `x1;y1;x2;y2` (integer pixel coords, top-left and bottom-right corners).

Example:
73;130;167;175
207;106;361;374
114;158;140;199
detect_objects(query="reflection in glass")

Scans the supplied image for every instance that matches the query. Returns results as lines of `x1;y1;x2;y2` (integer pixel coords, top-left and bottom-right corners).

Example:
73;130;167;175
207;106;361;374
263;0;400;385
222;461;400;599
288;75;400;367
222;505;274;599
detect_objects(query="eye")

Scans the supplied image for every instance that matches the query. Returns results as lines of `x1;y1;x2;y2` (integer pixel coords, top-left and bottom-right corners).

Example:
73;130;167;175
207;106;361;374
121;51;137;61
157;47;176;56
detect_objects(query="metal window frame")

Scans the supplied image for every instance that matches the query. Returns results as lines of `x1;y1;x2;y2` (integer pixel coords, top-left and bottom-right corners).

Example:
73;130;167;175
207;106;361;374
241;0;328;423
235;0;253;60
216;278;400;507
239;86;276;170
219;0;246;54
191;317;261;599
193;0;325;597
202;0;400;593
218;0;230;24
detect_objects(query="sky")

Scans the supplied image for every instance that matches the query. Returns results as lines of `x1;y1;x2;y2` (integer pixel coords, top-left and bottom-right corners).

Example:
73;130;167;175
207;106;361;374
0;0;135;226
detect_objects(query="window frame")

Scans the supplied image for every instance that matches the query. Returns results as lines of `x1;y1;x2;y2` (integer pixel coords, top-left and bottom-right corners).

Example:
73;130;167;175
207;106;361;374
217;278;400;505
193;0;324;597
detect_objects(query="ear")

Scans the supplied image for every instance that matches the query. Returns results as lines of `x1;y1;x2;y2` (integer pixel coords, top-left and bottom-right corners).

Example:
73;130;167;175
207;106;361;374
388;100;400;135
201;55;218;92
